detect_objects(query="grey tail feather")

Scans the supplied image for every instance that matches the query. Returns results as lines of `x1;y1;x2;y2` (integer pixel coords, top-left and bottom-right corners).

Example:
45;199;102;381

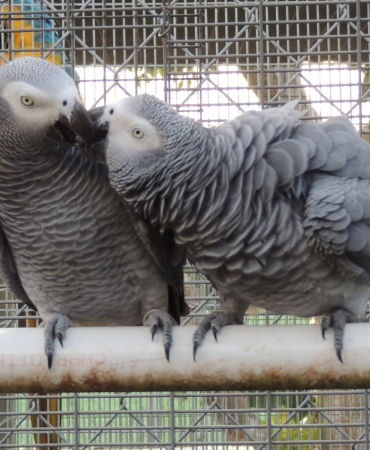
280;100;307;119
281;100;300;109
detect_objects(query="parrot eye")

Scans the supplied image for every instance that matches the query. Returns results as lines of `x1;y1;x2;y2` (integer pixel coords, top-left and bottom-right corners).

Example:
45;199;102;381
133;128;144;138
21;96;34;106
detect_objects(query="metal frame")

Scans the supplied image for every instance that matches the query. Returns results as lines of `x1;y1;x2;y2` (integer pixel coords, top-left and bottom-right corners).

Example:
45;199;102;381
1;0;370;448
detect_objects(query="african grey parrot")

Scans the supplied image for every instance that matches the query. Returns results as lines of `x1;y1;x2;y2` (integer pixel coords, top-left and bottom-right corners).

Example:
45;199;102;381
0;59;187;368
89;93;370;362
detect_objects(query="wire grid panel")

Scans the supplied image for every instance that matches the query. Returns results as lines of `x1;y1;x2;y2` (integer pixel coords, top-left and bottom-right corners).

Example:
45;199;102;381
1;0;370;448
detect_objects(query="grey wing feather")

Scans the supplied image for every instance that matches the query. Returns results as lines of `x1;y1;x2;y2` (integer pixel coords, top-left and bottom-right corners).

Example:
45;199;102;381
253;114;370;196
304;174;370;284
0;225;37;311
294;116;370;283
228;105;370;285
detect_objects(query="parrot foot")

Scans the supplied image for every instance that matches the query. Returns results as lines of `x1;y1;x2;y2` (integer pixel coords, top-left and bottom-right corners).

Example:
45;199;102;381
41;313;73;369
193;311;241;361
143;309;177;362
321;307;367;363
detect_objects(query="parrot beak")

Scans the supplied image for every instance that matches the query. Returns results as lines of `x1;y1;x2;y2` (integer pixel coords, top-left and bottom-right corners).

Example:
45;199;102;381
80;105;110;163
89;105;109;141
51;100;94;150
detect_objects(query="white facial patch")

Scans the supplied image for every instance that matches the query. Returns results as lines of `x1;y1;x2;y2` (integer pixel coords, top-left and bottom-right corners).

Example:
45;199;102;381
101;99;163;159
2;80;78;128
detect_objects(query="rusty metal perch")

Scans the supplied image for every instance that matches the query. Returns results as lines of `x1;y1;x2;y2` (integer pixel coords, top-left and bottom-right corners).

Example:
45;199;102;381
1;324;369;393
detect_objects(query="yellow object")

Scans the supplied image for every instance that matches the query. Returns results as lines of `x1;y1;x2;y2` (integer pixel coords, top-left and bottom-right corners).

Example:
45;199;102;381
0;0;70;74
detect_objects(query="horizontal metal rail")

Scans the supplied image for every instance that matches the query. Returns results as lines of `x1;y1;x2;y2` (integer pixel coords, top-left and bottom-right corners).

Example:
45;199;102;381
0;324;369;393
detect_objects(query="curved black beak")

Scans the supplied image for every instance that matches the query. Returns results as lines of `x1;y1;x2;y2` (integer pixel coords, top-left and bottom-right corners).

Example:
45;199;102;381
89;105;109;141
89;105;106;126
49;100;94;150
80;105;109;163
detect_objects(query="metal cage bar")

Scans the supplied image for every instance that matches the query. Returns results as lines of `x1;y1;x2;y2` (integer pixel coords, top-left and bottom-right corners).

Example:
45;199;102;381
0;0;370;448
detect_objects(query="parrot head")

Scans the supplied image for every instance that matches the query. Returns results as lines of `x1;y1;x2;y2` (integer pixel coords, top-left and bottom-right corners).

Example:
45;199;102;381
0;57;93;151
87;94;199;171
88;95;166;163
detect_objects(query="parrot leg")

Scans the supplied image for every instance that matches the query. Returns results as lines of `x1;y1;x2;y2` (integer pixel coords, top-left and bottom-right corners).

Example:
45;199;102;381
321;307;368;363
41;313;73;369
143;309;177;362
193;311;242;361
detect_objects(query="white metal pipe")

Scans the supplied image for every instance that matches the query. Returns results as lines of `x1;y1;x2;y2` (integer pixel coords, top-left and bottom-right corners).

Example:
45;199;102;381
0;324;369;393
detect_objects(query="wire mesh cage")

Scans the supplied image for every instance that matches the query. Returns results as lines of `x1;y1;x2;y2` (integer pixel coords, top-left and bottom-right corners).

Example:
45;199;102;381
0;0;370;448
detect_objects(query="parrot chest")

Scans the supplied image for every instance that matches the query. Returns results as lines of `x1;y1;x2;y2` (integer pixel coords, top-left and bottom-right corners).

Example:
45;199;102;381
0;161;168;324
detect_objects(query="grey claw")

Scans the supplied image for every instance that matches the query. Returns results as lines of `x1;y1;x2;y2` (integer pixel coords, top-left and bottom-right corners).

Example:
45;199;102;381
211;325;218;342
57;333;64;348
336;347;343;363
192;313;214;361
193;312;241;361
164;342;170;362
193;342;198;362
151;324;158;340
193;327;204;362
321;314;331;340
144;310;174;361
43;313;73;368
321;307;366;362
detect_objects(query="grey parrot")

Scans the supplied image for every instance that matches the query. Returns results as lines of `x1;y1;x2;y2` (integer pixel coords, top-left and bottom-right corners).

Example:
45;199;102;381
0;59;187;368
89;93;370;362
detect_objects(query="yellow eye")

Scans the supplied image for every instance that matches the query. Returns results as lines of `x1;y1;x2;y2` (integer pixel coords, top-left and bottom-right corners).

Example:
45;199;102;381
21;96;34;106
132;128;144;138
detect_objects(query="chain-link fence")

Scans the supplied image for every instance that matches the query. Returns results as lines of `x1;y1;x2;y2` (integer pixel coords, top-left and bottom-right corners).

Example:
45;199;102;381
1;0;370;448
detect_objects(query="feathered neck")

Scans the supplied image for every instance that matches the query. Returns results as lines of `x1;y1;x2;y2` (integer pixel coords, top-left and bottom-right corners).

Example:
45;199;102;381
112;119;232;230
